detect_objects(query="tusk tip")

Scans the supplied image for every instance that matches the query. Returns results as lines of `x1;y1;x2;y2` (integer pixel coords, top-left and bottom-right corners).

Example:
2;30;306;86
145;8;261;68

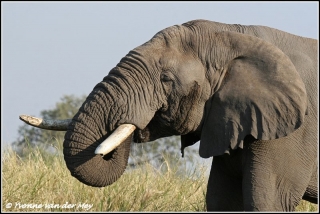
19;114;28;121
94;146;105;155
19;114;42;126
94;124;136;156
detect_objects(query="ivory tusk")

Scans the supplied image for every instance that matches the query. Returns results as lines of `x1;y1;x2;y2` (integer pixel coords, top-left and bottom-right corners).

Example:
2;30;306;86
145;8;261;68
95;124;136;156
19;114;71;131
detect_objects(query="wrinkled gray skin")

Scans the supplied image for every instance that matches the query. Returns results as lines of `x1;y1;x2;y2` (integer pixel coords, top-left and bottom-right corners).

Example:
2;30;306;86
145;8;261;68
63;20;318;211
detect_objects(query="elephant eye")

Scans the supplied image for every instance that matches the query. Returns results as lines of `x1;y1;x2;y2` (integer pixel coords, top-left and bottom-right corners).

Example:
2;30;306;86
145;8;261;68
160;73;173;82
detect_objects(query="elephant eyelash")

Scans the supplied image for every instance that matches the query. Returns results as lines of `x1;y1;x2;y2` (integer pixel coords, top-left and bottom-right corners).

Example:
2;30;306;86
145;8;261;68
161;73;173;82
160;69;175;82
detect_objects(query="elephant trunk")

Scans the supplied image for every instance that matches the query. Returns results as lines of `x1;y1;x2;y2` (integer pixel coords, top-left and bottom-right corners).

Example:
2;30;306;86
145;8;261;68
62;60;158;187
63;82;134;187
19;48;160;187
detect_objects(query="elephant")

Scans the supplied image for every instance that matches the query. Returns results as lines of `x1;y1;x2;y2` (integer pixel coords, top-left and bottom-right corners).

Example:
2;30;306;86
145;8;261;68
20;19;318;211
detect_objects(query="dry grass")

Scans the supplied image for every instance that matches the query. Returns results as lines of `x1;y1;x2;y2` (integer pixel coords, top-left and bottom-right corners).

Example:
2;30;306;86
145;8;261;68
2;146;317;212
2;146;207;212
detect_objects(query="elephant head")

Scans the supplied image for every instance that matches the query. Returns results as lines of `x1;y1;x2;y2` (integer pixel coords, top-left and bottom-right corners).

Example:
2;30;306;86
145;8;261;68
20;20;307;187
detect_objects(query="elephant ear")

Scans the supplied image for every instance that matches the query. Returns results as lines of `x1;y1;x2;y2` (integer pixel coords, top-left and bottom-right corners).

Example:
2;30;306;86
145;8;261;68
199;31;308;158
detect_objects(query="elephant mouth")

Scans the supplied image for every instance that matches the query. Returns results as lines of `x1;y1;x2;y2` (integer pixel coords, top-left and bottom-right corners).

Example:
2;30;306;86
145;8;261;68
133;129;151;143
133;118;179;144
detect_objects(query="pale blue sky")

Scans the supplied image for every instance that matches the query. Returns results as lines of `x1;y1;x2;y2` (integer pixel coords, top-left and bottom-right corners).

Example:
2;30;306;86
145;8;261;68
2;2;319;144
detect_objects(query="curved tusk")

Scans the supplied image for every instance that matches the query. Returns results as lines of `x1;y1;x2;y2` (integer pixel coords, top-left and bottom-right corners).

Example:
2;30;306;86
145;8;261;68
19;114;71;131
95;124;136;156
